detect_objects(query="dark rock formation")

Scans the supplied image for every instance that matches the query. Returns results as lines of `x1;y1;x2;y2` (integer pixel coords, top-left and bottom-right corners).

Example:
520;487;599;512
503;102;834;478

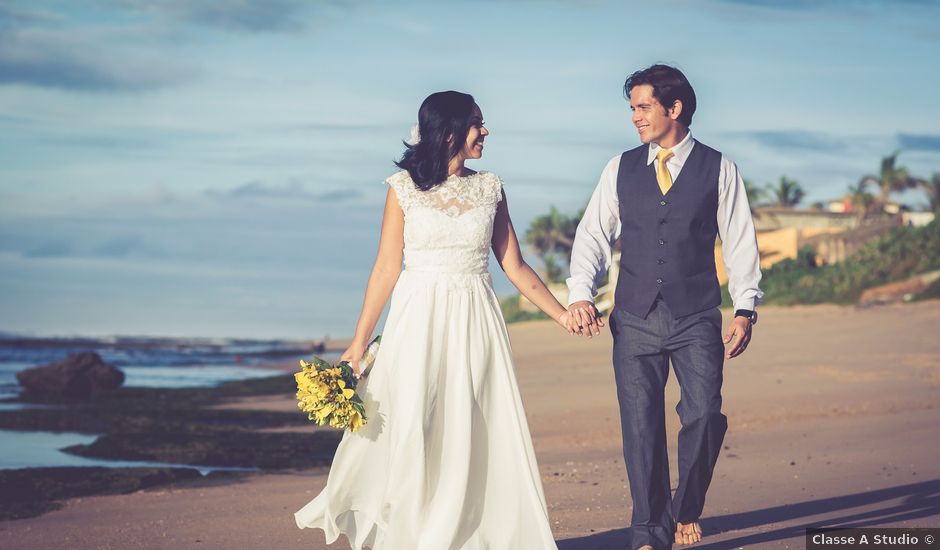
16;351;125;400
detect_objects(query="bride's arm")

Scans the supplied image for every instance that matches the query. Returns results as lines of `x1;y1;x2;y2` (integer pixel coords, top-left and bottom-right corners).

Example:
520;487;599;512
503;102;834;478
341;187;405;375
491;190;574;334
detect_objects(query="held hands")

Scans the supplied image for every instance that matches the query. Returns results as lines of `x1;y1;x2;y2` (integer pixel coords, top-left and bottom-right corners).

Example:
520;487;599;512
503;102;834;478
340;340;368;379
564;300;604;338
723;315;753;359
555;310;593;336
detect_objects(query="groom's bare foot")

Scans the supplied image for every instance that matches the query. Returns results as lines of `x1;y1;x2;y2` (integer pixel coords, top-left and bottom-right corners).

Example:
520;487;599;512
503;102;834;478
675;521;702;545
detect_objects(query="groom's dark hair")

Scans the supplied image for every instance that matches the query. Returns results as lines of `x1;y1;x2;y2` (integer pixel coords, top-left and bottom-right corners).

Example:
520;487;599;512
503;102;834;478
624;64;697;128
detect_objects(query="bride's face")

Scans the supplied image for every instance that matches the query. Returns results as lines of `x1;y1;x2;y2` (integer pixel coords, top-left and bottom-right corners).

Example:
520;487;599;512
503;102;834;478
455;104;488;161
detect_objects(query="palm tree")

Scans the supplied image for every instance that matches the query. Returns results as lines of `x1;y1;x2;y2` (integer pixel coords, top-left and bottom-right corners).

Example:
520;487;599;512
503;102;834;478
540;254;565;283
846;181;876;220
921;173;940;213
858;151;922;210
766;176;805;208
742;179;766;218
524;206;580;281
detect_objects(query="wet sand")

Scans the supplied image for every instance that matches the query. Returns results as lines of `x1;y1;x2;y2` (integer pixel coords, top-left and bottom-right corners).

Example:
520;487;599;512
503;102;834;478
2;302;938;549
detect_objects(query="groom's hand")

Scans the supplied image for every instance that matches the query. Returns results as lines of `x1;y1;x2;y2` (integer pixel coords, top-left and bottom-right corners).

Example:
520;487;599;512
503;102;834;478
723;316;753;359
568;300;604;337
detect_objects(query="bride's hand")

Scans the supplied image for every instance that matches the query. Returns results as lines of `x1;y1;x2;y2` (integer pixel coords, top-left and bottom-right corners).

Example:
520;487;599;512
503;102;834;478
340;340;368;378
555;310;578;335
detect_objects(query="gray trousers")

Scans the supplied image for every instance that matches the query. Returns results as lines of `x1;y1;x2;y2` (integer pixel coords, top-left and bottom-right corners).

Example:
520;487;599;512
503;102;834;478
609;297;727;550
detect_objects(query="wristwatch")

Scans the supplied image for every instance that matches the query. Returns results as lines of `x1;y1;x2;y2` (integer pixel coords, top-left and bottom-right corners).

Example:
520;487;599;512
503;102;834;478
734;309;758;325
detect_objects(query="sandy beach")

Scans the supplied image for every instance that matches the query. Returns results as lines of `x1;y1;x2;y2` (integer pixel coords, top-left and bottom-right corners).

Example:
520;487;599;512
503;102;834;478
1;301;938;549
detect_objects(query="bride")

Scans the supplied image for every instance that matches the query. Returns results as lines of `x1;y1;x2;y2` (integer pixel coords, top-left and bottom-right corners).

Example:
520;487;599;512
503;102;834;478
295;91;578;549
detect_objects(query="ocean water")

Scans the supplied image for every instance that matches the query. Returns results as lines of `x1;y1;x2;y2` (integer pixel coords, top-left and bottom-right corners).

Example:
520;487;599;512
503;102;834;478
0;335;327;471
0;429;257;474
0;335;329;401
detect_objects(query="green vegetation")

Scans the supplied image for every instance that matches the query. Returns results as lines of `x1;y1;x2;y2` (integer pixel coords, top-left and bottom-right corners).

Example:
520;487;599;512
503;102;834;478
859;151;925;210
765;175;805;208
731;220;940;305
523;206;581;283
500;294;549;324
923;173;940;213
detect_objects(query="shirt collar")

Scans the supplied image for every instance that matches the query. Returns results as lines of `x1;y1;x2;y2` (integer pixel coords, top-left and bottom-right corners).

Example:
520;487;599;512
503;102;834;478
646;131;695;166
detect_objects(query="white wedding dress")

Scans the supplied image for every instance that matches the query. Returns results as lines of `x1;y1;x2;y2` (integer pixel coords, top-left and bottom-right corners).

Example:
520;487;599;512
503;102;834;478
295;170;558;550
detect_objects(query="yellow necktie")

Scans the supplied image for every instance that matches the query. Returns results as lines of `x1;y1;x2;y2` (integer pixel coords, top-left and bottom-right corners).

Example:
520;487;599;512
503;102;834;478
656;148;674;194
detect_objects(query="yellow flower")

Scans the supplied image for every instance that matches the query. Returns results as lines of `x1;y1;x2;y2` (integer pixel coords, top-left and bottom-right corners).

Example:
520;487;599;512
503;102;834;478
295;373;314;393
349;411;363;432
295;353;369;431
336;379;355;400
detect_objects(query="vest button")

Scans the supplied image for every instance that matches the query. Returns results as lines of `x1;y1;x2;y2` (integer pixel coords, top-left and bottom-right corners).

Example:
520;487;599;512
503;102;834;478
658;259;665;264
658;239;665;245
660;200;667;206
659;218;667;224
656;278;663;284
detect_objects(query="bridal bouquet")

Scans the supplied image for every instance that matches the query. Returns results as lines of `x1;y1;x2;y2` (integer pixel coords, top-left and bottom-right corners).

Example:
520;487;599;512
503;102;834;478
294;335;381;432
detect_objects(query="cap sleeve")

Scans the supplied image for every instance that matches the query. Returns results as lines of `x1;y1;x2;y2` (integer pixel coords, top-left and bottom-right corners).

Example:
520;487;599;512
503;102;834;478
482;171;504;206
384;170;418;211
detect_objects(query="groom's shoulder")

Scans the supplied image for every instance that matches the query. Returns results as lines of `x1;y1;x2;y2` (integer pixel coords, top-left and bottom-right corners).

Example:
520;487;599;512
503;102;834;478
607;144;648;171
692;138;723;158
620;143;648;159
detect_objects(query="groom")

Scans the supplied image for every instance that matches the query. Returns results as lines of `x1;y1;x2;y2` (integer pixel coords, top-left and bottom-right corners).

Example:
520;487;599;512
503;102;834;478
566;64;763;550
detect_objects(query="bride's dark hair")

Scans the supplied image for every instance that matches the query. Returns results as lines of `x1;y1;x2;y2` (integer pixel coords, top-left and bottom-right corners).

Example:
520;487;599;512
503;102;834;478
395;91;477;191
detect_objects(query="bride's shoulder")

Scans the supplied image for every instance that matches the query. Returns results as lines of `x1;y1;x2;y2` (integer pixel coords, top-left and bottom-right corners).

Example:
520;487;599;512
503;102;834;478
385;169;413;187
384;169;418;196
471;170;504;204
473;170;503;187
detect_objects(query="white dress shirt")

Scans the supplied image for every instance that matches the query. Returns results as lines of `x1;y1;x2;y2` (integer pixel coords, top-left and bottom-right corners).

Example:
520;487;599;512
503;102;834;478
566;131;764;312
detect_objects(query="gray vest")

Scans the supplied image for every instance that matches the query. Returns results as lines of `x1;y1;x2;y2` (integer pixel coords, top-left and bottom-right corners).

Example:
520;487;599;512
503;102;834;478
614;141;722;319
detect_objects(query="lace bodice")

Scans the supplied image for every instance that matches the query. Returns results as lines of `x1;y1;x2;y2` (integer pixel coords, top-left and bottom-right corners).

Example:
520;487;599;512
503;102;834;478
385;170;503;274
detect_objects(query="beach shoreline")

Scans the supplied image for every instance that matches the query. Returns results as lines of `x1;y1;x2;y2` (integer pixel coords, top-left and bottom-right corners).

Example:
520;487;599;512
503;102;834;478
1;301;938;548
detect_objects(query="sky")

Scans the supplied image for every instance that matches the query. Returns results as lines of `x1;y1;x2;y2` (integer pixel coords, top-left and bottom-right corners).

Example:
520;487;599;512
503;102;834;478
1;0;939;340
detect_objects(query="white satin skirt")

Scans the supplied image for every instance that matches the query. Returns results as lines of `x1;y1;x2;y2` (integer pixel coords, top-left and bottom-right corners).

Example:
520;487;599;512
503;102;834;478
294;270;558;550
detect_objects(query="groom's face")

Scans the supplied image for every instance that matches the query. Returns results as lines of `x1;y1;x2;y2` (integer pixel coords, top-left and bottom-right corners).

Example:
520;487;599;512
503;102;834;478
629;84;676;145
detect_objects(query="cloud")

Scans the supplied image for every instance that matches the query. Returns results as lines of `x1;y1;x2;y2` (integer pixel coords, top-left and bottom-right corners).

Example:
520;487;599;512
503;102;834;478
0;0;357;93
286;122;404;135
0;25;197;92
739;130;848;154
23;240;73;258
897;134;940;152
110;0;341;33
13;234;158;261
92;235;143;258
0;113;34;124
706;0;940;30
148;0;308;32
39;134;160;150
221;180;309;199
209;180;361;202
715;0;937;11
315;189;362;202
0;5;61;28
0;4;197;92
716;0;830;10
